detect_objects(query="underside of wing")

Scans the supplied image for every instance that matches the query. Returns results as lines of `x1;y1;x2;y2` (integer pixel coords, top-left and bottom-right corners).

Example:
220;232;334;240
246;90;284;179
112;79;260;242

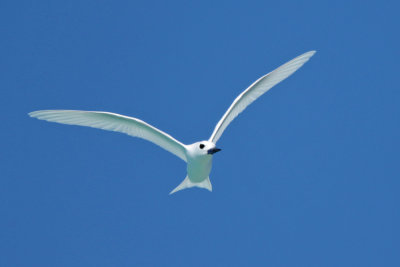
29;110;187;162
209;51;316;143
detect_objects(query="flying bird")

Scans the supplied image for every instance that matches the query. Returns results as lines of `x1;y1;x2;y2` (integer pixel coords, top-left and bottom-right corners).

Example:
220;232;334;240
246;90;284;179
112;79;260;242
29;51;315;194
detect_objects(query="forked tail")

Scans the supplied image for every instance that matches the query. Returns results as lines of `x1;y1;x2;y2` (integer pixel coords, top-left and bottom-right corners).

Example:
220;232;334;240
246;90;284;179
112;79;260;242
169;176;212;195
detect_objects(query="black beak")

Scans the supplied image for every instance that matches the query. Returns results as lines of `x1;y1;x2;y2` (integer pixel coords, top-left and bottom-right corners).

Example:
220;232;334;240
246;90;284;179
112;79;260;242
207;148;221;155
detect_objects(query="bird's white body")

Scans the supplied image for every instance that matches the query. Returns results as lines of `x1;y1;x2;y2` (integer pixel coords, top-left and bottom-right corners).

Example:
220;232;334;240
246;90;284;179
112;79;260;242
187;157;212;183
169;141;216;194
29;51;316;194
186;141;215;183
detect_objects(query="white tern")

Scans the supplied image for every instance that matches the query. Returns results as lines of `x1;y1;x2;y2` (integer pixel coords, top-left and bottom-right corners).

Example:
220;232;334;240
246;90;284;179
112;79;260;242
29;51;315;194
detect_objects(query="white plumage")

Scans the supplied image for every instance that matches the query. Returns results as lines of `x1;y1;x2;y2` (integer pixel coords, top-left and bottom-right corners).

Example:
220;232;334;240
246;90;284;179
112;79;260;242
29;51;316;194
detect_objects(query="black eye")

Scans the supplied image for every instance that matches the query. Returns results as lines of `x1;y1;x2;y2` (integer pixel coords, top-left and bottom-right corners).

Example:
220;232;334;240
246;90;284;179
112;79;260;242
199;144;205;149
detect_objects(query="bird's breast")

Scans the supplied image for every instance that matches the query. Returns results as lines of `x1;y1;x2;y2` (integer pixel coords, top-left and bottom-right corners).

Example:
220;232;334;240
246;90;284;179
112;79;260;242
187;157;212;183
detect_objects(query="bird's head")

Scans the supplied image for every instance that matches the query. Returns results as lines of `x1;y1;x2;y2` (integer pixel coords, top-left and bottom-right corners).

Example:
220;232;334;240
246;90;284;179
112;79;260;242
187;141;221;158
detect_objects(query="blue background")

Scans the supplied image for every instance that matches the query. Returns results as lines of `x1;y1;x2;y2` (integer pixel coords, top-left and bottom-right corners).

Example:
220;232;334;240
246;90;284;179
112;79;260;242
1;0;399;266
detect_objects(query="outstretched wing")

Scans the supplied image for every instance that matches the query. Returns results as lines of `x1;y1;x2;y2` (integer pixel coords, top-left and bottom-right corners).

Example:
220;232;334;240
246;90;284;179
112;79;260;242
29;110;187;162
209;51;316;144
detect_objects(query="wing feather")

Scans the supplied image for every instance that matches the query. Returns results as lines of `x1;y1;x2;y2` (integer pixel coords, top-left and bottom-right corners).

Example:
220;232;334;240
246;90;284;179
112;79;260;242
29;110;187;162
209;51;316;143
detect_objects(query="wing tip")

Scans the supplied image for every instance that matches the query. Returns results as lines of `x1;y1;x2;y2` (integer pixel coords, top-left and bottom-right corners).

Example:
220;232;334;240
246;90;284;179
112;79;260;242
28;109;81;119
28;110;56;119
290;50;316;67
28;110;41;118
303;50;317;59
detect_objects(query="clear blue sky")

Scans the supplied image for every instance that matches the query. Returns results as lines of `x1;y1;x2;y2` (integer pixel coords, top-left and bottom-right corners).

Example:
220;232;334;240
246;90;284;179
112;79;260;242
1;0;399;266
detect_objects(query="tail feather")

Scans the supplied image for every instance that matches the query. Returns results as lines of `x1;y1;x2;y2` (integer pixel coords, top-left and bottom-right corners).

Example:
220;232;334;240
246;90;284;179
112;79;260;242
196;177;212;192
169;176;212;195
